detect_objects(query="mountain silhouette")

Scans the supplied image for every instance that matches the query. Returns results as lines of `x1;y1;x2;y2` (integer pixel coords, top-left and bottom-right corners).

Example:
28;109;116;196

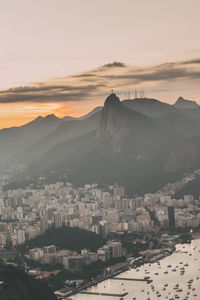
174;96;199;109
3;93;200;196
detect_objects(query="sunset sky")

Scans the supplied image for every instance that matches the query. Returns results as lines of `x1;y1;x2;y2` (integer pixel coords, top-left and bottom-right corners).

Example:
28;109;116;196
1;0;200;128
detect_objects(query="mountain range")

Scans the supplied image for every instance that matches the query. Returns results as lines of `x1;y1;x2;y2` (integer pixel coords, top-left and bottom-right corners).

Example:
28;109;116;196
2;95;200;196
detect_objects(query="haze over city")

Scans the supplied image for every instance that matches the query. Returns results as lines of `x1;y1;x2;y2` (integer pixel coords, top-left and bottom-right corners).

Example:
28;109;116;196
2;1;200;300
0;0;200;128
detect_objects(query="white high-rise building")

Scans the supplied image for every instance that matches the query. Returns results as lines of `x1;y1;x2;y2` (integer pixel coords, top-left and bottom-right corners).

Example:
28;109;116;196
17;229;25;244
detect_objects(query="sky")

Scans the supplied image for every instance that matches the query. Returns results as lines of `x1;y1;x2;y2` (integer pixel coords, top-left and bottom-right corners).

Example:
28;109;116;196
0;0;200;128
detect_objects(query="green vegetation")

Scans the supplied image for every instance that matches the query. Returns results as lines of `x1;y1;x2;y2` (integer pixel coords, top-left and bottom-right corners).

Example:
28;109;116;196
0;252;18;260
174;175;200;199
19;226;105;253
0;263;56;300
145;206;161;226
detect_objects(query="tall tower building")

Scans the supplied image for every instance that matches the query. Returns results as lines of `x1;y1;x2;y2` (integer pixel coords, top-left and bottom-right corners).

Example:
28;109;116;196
17;229;25;245
40;216;48;233
168;206;175;230
53;212;63;228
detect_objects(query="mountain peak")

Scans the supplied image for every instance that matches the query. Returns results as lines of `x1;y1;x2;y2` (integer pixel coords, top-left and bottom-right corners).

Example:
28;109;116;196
174;96;199;109
35;115;43;120
97;93;122;139
177;96;184;101
97;93;147;141
104;93;120;107
45;114;59;119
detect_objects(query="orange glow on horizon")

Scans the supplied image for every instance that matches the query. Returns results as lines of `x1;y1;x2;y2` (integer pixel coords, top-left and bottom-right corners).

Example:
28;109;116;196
1;87;200;130
0;100;102;129
1;95;200;129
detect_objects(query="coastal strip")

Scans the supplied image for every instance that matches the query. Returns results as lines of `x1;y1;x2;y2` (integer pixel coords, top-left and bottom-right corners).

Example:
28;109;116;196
112;277;151;282
79;291;128;297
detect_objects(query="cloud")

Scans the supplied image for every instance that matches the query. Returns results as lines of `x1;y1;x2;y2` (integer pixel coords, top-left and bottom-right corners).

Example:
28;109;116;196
0;84;105;103
72;73;97;79
99;61;126;70
103;67;200;83
96;57;200;85
182;58;200;65
0;57;199;104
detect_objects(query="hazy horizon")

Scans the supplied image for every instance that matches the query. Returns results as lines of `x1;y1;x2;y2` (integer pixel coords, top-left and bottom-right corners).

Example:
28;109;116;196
1;0;200;128
1;91;199;130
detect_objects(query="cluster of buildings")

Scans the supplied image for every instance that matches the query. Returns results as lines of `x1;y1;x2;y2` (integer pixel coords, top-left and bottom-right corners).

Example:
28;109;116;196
141;169;200;231
28;240;123;270
145;192;200;230
0;182;153;248
0;168;200;251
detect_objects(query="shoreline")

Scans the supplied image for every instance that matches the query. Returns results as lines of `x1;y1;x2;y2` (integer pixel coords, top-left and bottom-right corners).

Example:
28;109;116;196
63;236;198;298
56;247;173;298
192;232;200;239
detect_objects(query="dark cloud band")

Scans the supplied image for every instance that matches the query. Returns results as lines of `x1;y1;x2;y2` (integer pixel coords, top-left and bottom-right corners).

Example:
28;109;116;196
0;84;104;103
0;57;199;104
